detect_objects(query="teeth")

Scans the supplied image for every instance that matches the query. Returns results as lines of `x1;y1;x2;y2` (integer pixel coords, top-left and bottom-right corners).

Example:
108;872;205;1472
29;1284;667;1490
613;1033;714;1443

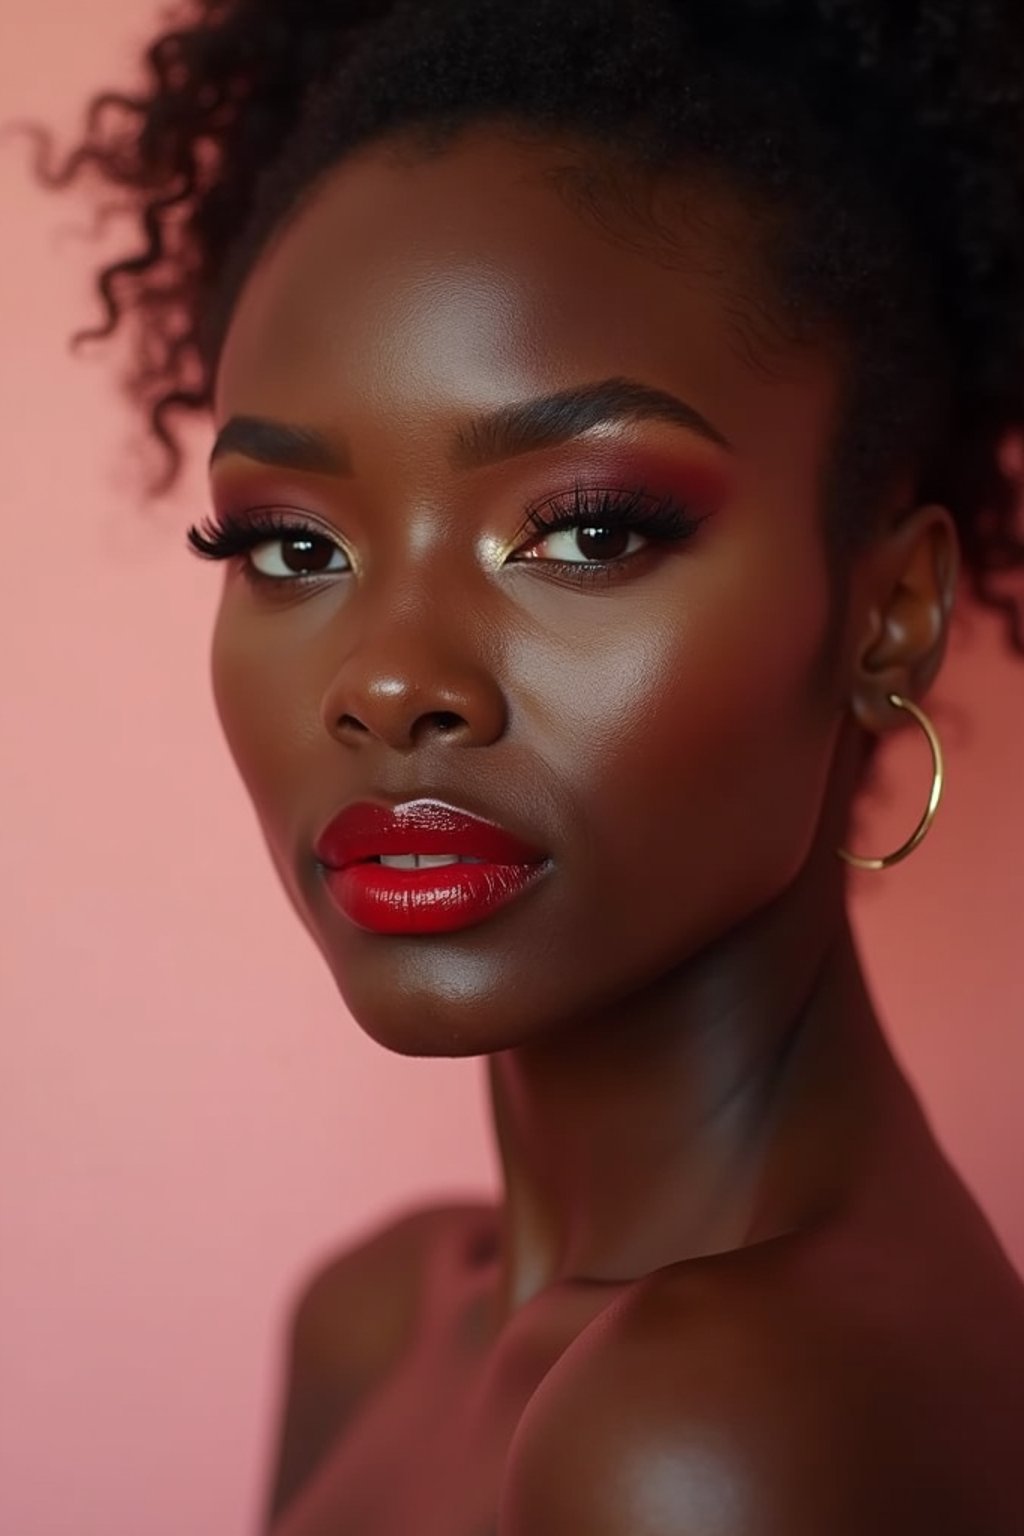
375;854;487;869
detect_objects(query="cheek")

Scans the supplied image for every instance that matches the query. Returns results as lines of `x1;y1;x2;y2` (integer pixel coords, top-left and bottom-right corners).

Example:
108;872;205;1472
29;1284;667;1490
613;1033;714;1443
546;524;838;925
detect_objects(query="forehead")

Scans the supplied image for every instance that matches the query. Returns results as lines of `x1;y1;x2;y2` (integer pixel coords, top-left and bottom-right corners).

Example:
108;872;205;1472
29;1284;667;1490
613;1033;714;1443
215;124;844;473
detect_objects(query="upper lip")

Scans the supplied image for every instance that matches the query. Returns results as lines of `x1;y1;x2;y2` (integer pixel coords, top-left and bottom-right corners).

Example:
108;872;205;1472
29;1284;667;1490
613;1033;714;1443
313;798;550;870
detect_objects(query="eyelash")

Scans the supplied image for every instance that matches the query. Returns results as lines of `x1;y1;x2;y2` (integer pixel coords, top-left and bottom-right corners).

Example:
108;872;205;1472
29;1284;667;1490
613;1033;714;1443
185;482;709;591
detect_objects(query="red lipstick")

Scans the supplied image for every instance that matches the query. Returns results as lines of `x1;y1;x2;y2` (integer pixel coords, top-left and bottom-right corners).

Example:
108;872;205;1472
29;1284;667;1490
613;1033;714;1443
314;799;551;935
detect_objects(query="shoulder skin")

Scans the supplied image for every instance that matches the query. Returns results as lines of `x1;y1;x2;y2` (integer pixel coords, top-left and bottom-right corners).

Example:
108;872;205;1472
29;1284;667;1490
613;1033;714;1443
263;1200;492;1530
499;1236;1024;1536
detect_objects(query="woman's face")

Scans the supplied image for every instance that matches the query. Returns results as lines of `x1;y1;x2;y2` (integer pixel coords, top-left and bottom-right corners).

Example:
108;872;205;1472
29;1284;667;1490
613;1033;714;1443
210;124;856;1055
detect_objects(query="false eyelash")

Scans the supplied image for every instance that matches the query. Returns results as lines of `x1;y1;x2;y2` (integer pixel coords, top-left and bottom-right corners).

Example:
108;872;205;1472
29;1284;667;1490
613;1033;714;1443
185;482;708;583
522;481;705;544
186;506;329;562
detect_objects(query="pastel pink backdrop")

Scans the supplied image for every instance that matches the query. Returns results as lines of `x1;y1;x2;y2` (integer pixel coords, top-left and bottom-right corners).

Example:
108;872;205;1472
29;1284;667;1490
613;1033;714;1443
1;4;1021;1534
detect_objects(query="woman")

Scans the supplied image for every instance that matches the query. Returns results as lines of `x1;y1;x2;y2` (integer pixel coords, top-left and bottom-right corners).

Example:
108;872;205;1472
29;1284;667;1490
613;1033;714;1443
42;1;1024;1531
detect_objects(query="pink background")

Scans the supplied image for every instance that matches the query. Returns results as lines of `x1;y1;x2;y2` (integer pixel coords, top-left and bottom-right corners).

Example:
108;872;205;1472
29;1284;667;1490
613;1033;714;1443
1;4;1021;1534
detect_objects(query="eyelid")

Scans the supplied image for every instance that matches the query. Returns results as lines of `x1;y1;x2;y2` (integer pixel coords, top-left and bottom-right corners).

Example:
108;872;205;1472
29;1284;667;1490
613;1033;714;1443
249;505;360;573
495;485;678;560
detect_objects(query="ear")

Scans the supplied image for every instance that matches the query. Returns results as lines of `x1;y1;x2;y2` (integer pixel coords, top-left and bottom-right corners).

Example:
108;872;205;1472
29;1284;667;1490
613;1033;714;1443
847;502;961;736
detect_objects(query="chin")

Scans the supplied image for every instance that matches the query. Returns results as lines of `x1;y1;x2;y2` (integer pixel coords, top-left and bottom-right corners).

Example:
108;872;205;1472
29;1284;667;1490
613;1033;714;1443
324;969;523;1058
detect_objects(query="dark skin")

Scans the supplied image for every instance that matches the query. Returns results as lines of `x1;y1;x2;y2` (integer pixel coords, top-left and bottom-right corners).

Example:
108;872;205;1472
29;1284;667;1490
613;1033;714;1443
205;124;1024;1534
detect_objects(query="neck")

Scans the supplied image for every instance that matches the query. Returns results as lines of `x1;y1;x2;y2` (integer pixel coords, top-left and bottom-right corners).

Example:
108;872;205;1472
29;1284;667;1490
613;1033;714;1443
485;854;902;1317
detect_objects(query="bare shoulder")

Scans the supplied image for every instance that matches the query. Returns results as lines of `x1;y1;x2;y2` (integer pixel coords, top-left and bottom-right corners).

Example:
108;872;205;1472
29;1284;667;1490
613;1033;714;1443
264;1198;496;1529
501;1228;1024;1536
284;1198;496;1380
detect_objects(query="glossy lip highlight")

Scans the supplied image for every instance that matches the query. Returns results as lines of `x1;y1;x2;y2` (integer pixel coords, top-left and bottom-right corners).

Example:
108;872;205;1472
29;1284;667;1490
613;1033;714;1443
313;797;550;871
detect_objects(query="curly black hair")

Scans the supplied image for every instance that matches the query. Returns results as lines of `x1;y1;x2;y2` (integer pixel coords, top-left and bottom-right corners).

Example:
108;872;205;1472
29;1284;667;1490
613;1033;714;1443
29;0;1024;657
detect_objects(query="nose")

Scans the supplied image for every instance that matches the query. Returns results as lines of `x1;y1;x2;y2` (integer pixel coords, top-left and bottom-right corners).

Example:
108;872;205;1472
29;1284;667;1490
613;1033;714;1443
318;613;508;753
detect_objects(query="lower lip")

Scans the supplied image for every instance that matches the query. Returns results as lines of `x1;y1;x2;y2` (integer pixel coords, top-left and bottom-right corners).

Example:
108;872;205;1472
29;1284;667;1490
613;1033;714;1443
323;859;552;935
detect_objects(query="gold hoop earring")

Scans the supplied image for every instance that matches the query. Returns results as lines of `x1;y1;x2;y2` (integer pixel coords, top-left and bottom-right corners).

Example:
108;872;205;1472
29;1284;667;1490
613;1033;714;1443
836;692;945;872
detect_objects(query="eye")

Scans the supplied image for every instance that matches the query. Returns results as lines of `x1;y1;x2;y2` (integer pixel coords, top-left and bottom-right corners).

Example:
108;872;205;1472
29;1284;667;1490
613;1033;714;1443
511;482;707;573
518;522;649;564
249;529;349;580
186;509;351;585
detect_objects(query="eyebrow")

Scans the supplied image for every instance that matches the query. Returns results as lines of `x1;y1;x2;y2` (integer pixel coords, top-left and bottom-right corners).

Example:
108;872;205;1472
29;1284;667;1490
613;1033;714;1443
208;375;734;474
